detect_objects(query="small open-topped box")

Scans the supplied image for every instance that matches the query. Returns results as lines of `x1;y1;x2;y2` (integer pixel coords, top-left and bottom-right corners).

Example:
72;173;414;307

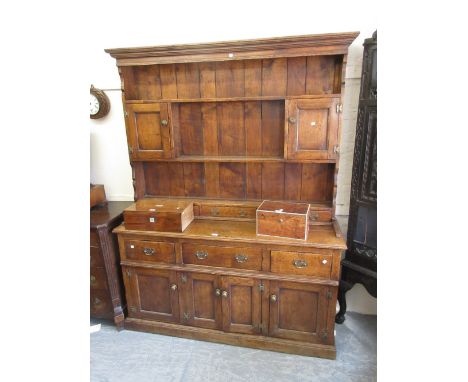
124;198;194;232
256;200;310;240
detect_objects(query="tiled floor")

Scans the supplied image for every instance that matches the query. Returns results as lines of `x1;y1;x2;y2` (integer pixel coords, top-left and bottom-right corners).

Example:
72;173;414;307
91;312;376;382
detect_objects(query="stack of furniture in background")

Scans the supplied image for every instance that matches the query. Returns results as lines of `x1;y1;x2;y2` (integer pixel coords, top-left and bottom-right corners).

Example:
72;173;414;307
90;184;132;329
105;32;358;359
336;31;377;324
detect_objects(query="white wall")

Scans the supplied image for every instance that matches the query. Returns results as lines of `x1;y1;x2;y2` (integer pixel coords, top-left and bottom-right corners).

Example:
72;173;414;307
89;8;376;315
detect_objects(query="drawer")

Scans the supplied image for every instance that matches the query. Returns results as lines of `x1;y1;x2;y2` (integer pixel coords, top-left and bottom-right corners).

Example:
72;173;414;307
124;240;175;264
270;251;333;278
199;205;257;219
90;230;100;247
308;209;332;223
90;268;108;290
182;243;262;271
90;246;104;267
90;289;113;318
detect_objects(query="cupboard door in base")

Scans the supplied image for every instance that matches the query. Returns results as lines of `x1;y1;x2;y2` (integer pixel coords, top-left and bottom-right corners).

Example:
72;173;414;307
125;267;180;323
178;272;222;330
221;276;262;335
269;281;330;344
127;103;173;160
285;98;340;159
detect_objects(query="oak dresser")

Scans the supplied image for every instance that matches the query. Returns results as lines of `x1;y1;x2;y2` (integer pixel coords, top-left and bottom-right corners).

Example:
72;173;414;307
106;32;358;358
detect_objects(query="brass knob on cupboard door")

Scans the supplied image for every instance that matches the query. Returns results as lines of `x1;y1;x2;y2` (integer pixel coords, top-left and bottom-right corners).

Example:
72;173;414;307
170;284;178;291
90;275;96;284
222;290;228;298
288;116;297;124
161;119;168;126
215;288;221;296
270;294;277;302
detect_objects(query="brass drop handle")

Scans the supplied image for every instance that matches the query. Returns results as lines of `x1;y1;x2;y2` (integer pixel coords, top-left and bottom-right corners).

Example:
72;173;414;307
90;275;96;284
239;210;247;218
211;208;219;216
222;290;228;298
235;254;248;263
215;288;221;296
170;284;178;291
94;297;101;305
195;250;208;260
310;213;319;221
143;247;155;256
288;116;297;124
270;294;277;302
161;119;168;126
292;259;308;268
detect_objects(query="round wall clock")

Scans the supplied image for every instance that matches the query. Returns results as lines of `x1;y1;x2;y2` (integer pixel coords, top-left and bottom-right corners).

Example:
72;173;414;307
90;85;110;119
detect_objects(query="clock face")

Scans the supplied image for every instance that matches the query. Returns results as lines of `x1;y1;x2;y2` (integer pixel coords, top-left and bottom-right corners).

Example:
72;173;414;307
90;94;100;115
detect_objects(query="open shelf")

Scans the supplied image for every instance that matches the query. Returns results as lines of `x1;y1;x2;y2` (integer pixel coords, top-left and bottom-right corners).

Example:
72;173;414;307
121;56;344;101
138;161;335;204
172;100;284;158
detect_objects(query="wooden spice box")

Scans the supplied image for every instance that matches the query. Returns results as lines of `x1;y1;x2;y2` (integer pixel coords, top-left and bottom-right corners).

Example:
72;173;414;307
124;198;194;232
256;200;310;240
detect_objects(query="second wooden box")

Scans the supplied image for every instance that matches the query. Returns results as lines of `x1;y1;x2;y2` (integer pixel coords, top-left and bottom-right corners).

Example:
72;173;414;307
256;200;310;240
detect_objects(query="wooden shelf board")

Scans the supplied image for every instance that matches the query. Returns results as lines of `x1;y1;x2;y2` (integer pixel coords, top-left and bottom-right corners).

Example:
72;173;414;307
114;219;346;250
124;94;341;104
132;156;337;163
140;196;333;210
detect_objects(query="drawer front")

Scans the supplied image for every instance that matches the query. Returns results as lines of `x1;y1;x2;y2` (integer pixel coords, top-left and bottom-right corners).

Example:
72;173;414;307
90;246;104;267
90;289;113;318
90;268;108;290
90;230;100;247
308;210;332;223
270;251;333;278
257;211;308;240
200;205;257;219
182;243;262;271
124;240;176;264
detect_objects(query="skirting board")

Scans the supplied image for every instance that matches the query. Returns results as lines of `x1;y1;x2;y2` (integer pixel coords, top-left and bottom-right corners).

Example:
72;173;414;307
124;317;336;359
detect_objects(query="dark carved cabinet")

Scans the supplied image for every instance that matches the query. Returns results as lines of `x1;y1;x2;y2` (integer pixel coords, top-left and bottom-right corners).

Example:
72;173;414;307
90;201;132;328
336;31;377;324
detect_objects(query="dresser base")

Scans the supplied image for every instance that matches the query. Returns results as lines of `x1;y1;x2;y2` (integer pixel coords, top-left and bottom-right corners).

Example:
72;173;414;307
124;317;336;359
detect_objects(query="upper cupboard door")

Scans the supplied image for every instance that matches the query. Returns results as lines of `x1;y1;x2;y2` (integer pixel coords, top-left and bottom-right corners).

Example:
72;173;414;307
285;98;340;160
126;103;173;160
